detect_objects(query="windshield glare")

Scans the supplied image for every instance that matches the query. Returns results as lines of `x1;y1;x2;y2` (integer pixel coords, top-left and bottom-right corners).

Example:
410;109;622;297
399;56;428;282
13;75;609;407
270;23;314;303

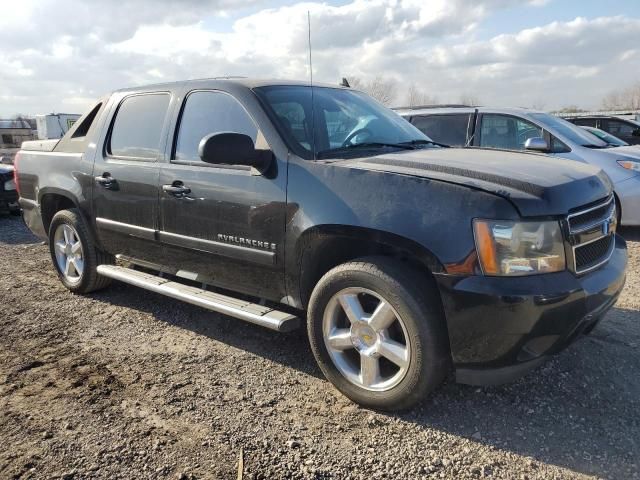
255;86;431;159
529;113;608;148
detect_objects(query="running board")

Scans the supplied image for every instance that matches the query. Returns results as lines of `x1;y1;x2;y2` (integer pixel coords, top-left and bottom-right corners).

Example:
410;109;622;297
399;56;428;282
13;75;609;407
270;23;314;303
96;265;300;332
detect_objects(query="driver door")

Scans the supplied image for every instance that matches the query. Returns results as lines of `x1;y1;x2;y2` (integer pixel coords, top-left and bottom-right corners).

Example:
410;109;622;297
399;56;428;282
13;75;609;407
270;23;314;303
477;114;543;150
156;89;288;301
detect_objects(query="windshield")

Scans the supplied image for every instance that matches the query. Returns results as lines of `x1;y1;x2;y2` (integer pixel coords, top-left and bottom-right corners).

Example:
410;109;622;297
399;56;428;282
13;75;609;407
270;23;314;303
529;113;609;148
254;86;432;159
583;127;629;146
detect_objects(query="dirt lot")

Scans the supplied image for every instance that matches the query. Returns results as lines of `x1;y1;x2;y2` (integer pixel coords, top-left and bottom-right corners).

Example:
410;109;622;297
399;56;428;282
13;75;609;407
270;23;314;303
0;215;638;480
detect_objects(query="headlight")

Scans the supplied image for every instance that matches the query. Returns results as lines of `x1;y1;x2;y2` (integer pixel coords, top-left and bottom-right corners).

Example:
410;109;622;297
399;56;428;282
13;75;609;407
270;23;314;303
473;219;566;276
4;179;15;191
617;160;640;172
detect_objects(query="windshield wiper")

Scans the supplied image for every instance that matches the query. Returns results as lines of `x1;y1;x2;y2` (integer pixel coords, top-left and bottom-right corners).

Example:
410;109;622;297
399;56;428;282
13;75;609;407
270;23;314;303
400;139;450;148
316;142;416;159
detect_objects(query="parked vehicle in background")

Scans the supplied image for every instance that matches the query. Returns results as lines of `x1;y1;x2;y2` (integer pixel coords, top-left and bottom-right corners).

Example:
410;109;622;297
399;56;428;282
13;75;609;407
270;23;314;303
564;115;640;145
15;80;627;410
0;164;19;215
581;126;629;147
398;106;640;226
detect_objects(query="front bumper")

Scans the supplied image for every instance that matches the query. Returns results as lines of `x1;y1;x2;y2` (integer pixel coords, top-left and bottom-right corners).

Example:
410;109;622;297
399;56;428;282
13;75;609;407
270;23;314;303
434;234;627;385
615;175;640;226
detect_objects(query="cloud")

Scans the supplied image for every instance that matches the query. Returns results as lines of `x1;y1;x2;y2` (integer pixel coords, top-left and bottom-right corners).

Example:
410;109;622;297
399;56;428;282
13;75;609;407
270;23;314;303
0;1;638;115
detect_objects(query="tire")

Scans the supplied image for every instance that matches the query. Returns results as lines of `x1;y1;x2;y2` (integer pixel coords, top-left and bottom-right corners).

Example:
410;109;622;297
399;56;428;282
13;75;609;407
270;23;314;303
307;256;450;411
48;209;114;293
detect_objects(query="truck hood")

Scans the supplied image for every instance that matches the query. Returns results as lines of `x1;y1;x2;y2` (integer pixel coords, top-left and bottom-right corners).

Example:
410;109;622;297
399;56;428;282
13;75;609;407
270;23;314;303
339;147;612;217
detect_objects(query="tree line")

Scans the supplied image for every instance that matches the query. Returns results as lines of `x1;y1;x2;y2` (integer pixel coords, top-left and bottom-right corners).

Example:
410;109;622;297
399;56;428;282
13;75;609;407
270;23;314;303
346;76;640;112
345;76;481;108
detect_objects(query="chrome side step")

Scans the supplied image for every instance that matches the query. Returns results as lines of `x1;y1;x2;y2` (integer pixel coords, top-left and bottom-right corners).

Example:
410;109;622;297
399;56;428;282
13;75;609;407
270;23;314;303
96;265;300;332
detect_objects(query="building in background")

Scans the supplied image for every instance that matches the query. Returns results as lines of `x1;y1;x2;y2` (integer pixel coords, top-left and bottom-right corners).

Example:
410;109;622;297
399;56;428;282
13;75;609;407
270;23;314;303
0;119;34;148
36;113;81;140
0;119;36;164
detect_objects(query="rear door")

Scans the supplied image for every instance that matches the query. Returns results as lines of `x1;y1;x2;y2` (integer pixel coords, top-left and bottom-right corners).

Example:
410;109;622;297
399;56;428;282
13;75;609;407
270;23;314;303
603;118;640;145
92;91;173;262
156;88;288;301
410;113;471;146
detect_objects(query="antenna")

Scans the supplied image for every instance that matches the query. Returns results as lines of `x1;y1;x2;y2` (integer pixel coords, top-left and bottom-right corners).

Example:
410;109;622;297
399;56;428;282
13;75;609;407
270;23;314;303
308;11;316;160
308;11;313;88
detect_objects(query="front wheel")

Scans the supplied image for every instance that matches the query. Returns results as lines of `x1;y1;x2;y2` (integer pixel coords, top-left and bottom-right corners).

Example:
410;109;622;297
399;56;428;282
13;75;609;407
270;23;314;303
307;257;450;411
48;209;113;293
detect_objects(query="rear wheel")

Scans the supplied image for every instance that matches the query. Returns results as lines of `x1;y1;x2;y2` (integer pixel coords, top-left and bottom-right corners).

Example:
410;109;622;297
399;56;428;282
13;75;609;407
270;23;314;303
48;209;113;293
307;257;450;411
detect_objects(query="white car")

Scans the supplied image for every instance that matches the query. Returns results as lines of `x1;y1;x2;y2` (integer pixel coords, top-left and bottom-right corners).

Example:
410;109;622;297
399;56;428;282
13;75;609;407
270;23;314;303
398;106;640;226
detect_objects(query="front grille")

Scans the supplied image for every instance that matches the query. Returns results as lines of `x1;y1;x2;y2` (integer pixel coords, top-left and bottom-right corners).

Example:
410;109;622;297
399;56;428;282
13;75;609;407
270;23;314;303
567;196;616;274
568;196;614;233
575;235;614;272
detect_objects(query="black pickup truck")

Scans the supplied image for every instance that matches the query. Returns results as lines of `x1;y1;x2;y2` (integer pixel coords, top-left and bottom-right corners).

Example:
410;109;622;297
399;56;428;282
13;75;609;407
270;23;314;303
16;79;627;410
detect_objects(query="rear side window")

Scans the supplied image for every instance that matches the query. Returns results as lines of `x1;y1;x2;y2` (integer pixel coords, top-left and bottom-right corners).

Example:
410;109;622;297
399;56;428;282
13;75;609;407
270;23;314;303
605;119;637;137
72;102;102;138
571;118;597;128
411;114;470;146
174;91;257;162
109;93;170;159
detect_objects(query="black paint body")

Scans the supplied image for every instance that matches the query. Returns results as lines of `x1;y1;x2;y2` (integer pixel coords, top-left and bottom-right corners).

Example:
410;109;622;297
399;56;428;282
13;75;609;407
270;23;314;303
16;79;628;383
0;165;18;213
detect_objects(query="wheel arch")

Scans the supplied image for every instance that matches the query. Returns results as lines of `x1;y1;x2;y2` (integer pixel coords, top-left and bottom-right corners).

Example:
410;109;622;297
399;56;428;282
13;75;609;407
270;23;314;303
294;224;446;310
39;189;91;237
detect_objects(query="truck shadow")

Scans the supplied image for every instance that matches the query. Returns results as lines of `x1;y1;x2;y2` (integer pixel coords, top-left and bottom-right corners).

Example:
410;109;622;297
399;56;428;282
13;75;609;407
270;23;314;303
90;281;639;479
396;304;640;479
619;226;640;242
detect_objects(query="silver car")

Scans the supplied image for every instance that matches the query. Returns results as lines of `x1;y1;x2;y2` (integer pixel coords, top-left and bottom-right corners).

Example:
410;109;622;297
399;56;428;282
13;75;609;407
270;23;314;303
398;106;640;226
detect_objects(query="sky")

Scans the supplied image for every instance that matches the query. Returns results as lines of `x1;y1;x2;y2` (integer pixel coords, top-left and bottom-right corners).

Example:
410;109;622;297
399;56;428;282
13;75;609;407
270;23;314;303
0;0;638;116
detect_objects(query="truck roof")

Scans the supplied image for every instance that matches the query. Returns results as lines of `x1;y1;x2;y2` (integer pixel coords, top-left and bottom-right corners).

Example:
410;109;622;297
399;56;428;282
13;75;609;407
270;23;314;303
114;78;349;94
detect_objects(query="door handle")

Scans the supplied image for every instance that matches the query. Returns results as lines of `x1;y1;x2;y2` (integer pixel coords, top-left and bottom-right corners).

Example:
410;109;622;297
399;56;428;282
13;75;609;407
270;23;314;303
95;173;117;190
162;183;191;197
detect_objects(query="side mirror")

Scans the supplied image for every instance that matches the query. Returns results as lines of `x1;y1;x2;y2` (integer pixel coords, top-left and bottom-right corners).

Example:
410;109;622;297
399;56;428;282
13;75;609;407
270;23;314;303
524;137;549;152
632;128;640;137
198;132;272;170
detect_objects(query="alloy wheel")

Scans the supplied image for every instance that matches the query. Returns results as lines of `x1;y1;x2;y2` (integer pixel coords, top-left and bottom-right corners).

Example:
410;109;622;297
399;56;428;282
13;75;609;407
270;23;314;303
322;287;411;391
53;224;84;283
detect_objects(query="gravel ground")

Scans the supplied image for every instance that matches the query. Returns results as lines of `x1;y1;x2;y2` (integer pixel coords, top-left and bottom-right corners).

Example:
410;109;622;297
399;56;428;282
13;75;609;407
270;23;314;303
0;215;638;480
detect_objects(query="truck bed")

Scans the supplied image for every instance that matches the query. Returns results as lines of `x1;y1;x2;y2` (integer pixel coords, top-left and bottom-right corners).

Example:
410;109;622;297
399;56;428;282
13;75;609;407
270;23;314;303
20;139;60;152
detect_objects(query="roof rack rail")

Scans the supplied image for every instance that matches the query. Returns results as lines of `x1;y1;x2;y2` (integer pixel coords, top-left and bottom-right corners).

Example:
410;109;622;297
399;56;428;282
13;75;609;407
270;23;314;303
210;76;248;80
393;104;472;110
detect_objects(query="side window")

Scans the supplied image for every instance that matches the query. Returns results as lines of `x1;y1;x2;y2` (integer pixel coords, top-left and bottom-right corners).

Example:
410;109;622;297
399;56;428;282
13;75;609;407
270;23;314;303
571;118;597;127
480;114;542;150
550;136;570;153
605;120;636;137
109;93;170;159
72;102;103;138
175;91;258;162
411;114;470;146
